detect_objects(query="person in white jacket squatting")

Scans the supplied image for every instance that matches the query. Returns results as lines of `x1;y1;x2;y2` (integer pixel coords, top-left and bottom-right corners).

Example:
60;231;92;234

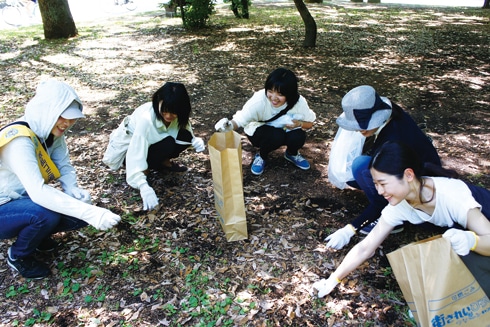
102;82;205;211
0;79;121;280
214;67;316;176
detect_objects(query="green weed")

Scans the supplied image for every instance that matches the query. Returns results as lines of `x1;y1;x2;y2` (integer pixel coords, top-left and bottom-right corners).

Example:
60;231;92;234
24;309;52;326
5;284;30;298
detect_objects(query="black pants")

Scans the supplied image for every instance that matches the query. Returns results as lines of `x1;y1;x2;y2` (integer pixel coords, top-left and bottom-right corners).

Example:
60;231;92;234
247;125;306;160
460;183;490;297
146;129;192;169
460;252;490;297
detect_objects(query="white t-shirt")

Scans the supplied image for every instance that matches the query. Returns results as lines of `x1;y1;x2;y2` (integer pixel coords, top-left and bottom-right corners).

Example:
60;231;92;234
381;177;481;229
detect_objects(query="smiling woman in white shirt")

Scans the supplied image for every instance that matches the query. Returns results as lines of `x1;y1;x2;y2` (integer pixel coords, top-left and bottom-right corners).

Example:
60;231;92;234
313;141;490;297
214;67;316;176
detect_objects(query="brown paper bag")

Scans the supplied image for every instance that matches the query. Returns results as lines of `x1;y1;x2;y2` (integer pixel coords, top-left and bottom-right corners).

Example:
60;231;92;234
208;131;248;242
387;235;490;327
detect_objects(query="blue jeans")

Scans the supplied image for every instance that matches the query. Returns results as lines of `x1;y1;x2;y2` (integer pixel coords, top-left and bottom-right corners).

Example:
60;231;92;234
0;197;87;259
346;155;389;229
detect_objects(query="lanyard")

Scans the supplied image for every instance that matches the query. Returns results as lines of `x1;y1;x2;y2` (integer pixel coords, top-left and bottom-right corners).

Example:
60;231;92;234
0;124;61;183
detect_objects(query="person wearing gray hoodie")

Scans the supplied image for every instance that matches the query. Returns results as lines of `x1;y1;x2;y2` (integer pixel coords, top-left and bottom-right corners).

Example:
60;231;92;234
0;79;120;279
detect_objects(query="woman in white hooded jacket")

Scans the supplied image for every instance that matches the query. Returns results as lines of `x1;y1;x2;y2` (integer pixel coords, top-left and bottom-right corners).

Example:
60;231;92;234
102;82;205;211
0;79;120;279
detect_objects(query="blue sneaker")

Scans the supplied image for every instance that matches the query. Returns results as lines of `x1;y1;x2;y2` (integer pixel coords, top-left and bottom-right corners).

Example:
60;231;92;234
359;219;404;235
251;154;265;175
284;151;310;170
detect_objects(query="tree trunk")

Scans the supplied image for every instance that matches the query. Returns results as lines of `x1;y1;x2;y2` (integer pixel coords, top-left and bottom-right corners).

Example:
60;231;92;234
293;0;317;47
38;0;77;39
231;0;240;18
241;0;249;19
483;0;489;9
231;0;249;18
177;0;186;26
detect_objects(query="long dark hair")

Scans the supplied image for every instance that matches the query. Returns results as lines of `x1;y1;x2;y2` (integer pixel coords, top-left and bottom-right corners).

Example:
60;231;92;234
264;68;300;111
370;141;458;204
152;82;191;129
370;141;458;179
389;102;405;121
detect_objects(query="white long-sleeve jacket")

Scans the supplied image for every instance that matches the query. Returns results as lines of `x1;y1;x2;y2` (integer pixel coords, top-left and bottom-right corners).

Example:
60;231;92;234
109;102;194;189
0;80;112;225
232;89;316;136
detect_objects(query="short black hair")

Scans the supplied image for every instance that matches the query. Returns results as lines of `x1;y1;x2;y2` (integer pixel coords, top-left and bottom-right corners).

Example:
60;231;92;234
152;82;191;129
264;68;300;109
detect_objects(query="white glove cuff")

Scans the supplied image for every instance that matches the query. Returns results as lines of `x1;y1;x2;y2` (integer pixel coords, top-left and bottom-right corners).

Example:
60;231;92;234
470;231;479;251
346;224;356;235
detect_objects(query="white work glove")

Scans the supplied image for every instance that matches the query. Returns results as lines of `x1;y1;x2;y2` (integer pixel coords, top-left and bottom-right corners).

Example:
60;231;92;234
325;224;356;250
85;208;121;230
96;210;121;230
192;137;205;152
312;275;340;298
140;183;159;211
66;187;92;204
443;228;478;256
214;118;233;132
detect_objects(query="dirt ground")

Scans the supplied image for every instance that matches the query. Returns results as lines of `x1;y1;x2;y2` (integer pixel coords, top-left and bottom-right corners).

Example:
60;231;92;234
0;1;489;326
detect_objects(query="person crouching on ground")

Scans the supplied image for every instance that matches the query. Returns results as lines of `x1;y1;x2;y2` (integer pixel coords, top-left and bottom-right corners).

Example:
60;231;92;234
0;79;121;280
314;141;490;297
102;82;205;211
214;67;316;175
324;85;441;249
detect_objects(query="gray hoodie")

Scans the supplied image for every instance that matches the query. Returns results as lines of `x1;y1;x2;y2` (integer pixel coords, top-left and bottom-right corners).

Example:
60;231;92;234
0;79;116;229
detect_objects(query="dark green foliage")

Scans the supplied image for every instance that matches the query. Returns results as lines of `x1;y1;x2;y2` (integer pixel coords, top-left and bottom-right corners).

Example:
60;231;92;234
182;0;214;29
225;0;251;19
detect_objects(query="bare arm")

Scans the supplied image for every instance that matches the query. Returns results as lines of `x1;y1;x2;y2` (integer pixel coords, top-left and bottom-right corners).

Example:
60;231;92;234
333;218;393;280
466;208;490;256
285;119;313;130
301;121;314;129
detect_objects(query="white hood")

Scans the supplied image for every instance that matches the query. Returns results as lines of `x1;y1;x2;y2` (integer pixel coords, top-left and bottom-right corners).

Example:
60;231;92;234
23;79;83;141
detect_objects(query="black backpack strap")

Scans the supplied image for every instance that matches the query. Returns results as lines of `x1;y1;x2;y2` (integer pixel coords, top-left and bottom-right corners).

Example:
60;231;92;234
261;104;292;123
0;121;30;132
